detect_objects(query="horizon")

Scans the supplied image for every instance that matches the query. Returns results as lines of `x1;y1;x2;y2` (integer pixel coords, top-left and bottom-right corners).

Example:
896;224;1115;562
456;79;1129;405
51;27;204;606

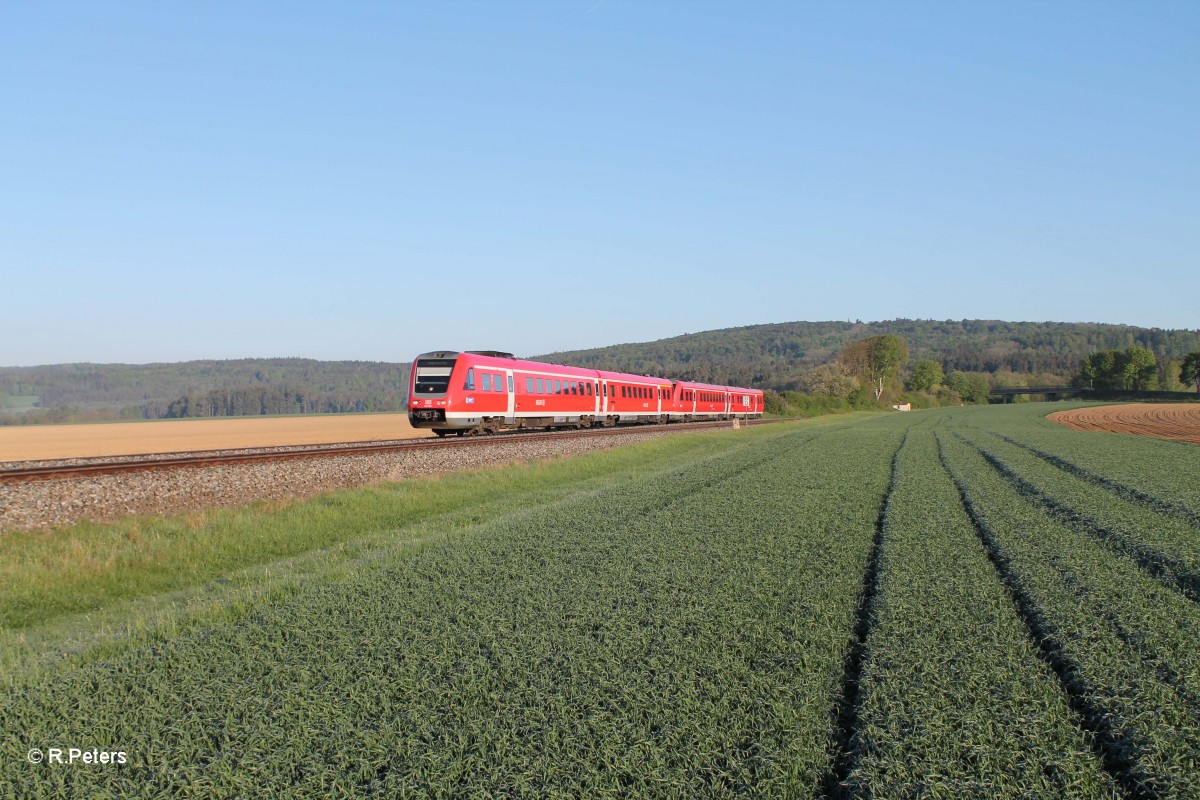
4;3;1197;366
3;316;1198;369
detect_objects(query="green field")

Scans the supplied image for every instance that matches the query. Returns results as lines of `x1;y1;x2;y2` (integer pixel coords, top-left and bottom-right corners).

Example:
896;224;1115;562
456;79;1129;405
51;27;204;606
0;396;39;413
2;406;1198;797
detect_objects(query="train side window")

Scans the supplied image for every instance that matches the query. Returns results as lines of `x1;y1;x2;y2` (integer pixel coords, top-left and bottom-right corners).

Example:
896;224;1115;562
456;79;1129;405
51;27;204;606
509;375;514;392
481;373;492;392
570;382;577;395
536;378;544;394
586;382;592;396
526;377;534;393
554;380;561;394
496;374;504;392
464;368;475;391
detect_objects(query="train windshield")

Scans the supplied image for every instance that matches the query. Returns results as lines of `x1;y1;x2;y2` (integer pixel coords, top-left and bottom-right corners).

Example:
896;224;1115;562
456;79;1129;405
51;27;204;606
413;358;457;394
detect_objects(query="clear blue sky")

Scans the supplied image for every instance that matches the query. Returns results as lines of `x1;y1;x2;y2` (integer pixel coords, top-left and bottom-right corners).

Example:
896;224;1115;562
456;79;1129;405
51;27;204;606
3;1;1197;366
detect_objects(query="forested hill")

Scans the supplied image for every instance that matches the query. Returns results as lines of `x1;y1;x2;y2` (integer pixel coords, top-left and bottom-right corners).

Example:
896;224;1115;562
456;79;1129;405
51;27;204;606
538;320;1200;391
4;320;1198;424
0;359;410;424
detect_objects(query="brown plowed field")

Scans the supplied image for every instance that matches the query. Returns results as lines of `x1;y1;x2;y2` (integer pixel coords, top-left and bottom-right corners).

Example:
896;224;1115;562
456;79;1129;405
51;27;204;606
1049;403;1200;445
0;413;431;461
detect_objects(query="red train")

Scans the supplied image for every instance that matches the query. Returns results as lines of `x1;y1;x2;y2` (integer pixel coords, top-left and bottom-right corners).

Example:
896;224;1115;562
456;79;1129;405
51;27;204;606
408;350;764;436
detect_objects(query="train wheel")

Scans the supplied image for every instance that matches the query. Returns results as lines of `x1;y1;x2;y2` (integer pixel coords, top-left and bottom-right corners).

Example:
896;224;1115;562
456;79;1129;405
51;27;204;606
434;430;448;438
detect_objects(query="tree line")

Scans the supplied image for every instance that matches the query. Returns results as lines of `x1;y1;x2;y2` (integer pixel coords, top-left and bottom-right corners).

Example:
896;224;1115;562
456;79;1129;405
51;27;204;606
164;385;405;418
798;335;1200;409
4;322;1199;425
0;359;411;425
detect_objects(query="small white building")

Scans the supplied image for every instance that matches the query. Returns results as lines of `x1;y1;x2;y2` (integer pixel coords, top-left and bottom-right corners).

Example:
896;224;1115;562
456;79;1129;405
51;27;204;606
891;403;912;412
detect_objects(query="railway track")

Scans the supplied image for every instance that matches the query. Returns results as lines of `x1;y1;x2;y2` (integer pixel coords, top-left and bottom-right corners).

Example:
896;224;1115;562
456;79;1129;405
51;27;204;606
0;418;784;484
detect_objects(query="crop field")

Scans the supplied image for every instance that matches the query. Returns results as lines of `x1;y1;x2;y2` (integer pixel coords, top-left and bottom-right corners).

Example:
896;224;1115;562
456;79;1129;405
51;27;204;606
0;412;429;461
2;405;1198;797
1050;403;1200;445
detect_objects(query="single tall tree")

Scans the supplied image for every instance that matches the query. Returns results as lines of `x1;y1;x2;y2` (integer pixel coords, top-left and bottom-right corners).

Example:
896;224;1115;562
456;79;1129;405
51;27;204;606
1181;352;1200;393
907;359;944;392
840;335;909;400
1122;346;1158;391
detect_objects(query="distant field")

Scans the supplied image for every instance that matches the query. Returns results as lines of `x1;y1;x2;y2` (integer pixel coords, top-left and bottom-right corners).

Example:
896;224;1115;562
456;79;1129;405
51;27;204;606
0;395;39;413
0;413;430;461
1050;402;1200;444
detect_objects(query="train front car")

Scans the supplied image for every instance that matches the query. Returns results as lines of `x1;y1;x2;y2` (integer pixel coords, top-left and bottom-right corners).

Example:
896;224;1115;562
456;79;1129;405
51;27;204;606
410;351;608;435
408;351;462;434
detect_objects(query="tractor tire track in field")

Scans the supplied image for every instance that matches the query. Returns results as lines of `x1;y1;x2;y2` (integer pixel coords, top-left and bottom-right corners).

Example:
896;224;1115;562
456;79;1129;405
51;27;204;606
1050;564;1200;717
936;432;1148;799
820;431;908;799
994;434;1200;528
957;434;1200;604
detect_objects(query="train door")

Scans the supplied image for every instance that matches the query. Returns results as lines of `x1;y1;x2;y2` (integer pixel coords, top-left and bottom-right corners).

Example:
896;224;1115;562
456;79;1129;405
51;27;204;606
600;381;608;415
505;369;515;424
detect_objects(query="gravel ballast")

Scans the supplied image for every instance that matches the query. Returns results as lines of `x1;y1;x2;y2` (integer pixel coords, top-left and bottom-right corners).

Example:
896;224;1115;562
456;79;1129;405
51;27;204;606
0;429;694;532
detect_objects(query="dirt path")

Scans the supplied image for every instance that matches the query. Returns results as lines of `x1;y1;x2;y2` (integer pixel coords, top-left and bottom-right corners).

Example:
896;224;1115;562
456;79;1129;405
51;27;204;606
0;414;431;461
1048;403;1200;445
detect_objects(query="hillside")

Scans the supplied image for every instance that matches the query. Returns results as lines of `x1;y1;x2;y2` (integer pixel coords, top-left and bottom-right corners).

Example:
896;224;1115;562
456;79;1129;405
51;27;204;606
4;320;1198;424
539;319;1200;390
0;359;410;424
